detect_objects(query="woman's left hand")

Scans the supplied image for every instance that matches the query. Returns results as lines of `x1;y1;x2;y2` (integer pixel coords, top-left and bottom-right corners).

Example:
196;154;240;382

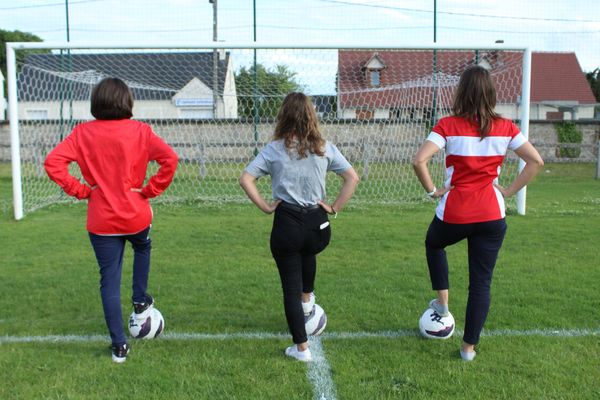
493;183;511;198
317;200;336;215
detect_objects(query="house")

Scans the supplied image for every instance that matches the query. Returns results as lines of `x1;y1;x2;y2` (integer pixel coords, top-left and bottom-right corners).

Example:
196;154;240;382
337;50;596;121
529;52;597;120
17;51;238;120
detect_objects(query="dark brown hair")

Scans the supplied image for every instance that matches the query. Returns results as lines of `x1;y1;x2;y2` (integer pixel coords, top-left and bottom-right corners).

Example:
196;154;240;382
91;77;133;120
452;65;500;138
274;92;325;158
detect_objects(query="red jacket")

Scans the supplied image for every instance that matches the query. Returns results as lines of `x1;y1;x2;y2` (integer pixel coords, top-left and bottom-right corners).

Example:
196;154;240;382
44;119;178;234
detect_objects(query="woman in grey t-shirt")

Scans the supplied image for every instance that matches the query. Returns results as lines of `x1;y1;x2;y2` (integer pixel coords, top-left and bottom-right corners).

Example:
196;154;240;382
240;92;359;362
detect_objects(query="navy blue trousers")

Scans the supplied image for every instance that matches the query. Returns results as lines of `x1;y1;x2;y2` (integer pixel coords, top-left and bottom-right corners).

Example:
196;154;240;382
270;204;331;344
425;216;507;345
89;226;152;346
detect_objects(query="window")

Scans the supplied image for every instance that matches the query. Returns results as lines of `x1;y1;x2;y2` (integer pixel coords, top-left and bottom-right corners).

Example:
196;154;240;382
356;110;374;120
546;111;564;121
370;70;380;87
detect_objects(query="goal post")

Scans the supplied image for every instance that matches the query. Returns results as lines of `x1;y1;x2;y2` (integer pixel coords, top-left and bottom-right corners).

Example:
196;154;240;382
6;42;531;220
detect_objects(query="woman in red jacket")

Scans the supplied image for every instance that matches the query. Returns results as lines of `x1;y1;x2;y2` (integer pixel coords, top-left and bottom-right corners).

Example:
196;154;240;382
44;77;178;363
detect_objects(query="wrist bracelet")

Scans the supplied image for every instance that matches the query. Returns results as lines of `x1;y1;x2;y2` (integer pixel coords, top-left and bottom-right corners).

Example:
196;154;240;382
426;186;437;198
330;206;338;218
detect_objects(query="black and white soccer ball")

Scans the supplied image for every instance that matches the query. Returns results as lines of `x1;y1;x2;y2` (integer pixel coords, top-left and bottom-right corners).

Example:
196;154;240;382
419;308;455;340
128;308;164;339
305;303;327;336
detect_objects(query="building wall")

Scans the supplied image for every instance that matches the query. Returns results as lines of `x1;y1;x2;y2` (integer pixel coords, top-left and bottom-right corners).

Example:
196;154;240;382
220;57;239;119
17;96;241;120
339;104;596;121
2;120;598;163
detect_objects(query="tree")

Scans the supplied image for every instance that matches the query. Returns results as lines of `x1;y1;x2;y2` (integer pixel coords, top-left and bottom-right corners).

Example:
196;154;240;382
585;68;600;102
235;63;303;118
1;29;45;92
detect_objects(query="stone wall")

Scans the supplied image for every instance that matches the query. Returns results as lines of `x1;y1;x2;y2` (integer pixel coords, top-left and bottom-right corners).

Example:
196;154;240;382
1;119;599;163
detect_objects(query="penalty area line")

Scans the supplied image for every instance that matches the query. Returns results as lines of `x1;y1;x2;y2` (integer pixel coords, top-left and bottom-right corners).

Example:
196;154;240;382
1;327;599;344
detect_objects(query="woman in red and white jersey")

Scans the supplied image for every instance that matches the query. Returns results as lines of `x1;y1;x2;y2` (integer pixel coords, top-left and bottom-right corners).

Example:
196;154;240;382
413;65;544;361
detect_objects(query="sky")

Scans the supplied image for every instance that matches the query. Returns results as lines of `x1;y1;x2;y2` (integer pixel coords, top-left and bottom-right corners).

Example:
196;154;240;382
2;0;599;93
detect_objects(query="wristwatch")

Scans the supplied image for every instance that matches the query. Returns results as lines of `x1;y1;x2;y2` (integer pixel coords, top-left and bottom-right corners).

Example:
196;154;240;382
426;186;437;198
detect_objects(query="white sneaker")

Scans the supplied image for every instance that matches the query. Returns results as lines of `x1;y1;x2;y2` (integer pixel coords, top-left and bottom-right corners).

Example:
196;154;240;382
460;349;476;361
302;293;315;316
284;345;313;362
429;299;449;317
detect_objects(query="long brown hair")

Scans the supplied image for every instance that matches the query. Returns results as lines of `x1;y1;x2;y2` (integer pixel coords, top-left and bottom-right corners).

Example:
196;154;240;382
452;65;500;138
274;92;325;158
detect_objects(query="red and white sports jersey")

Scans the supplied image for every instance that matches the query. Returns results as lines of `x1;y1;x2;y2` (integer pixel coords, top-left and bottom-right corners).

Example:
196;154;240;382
427;116;526;224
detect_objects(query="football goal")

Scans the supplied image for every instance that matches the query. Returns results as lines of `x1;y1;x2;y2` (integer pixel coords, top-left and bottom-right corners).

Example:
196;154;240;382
6;42;531;220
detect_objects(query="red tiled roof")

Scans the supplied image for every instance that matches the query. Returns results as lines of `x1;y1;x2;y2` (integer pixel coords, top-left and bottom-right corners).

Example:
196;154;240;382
530;52;596;104
338;50;595;109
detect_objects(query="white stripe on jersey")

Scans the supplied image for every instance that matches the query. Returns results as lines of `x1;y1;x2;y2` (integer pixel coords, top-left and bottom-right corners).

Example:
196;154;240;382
446;136;512;157
427;132;527;155
435;165;454;221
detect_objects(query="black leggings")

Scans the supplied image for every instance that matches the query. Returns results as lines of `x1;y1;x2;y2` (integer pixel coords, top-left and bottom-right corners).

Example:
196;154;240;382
270;203;331;344
425;216;507;345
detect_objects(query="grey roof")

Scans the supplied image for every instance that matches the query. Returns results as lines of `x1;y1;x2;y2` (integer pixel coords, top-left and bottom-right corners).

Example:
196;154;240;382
18;52;230;101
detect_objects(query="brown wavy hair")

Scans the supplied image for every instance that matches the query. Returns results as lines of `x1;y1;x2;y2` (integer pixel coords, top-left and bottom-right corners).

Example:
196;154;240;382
452;65;500;138
274;92;325;158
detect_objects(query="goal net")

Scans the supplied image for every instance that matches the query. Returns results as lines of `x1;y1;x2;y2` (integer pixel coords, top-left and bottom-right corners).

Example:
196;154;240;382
7;43;530;219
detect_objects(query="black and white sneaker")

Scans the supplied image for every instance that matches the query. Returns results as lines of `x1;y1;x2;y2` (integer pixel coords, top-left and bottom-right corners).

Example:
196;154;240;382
111;343;130;363
133;295;154;318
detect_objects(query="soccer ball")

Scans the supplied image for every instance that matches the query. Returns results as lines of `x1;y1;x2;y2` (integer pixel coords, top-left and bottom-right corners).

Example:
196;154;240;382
419;308;455;340
305;303;327;336
128;308;164;339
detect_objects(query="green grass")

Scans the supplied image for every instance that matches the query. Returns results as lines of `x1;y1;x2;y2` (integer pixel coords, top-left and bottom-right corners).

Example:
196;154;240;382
1;164;599;399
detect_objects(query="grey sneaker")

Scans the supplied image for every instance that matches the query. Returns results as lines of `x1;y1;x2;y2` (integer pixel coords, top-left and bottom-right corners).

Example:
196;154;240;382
429;299;449;317
460;349;476;361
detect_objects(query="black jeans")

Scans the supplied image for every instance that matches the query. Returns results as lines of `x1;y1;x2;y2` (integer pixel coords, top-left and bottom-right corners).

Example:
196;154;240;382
425;216;507;345
270;203;331;344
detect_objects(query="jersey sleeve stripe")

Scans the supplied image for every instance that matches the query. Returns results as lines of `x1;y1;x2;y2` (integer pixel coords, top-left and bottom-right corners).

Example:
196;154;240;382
426;132;446;149
508;132;527;151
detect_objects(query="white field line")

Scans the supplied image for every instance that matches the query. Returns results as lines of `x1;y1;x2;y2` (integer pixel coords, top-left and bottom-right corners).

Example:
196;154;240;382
307;336;337;400
1;328;599;344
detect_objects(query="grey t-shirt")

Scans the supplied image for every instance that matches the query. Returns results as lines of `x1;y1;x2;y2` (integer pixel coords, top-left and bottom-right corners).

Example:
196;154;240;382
245;139;352;207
